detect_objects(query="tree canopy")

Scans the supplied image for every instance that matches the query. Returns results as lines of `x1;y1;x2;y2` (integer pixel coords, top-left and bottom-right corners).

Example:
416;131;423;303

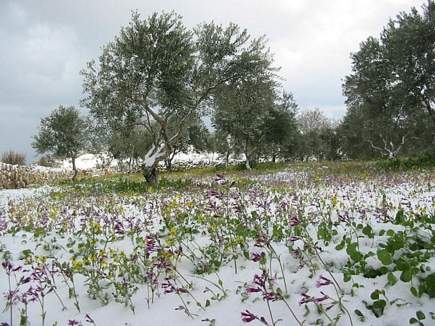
32;106;87;180
342;1;435;158
82;11;274;182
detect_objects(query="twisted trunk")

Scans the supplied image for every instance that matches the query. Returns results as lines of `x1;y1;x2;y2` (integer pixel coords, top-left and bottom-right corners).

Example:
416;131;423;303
71;157;78;181
141;143;167;184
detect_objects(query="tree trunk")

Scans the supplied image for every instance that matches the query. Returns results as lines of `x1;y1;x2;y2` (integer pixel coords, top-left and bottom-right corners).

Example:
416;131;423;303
143;164;159;184
141;143;167;185
71;157;78;181
245;159;251;170
243;140;252;170
272;153;276;163
165;158;172;171
165;150;177;171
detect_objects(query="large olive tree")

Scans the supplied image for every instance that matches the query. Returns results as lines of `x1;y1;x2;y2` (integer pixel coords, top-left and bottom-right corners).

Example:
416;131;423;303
82;11;271;183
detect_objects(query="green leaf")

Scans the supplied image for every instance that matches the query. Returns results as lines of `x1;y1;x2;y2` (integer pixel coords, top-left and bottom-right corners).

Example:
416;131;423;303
395;209;405;224
410;287;418;297
347;242;363;262
377;249;392;265
387;272;397;286
416;311;425;320
400;269;413;282
424;273;435;298
386;229;395;237
372;299;386;317
362;225;373;238
335;240;345;250
354;309;364;317
409;317;419;324
354;309;365;321
370;290;380;300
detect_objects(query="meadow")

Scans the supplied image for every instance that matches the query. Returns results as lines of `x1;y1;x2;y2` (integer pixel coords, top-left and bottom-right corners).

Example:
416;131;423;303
0;161;434;326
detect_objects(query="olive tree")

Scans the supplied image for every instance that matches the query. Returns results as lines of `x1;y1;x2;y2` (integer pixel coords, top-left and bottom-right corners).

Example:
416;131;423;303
82;11;271;183
32;106;87;180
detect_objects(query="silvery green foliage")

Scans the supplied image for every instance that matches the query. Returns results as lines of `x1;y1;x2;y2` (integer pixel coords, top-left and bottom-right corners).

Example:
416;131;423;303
33;106;87;179
81;11;273;181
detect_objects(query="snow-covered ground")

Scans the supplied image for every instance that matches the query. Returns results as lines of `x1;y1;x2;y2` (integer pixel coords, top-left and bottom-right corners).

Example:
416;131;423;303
61;150;221;170
59;150;235;171
0;169;434;326
0;186;53;210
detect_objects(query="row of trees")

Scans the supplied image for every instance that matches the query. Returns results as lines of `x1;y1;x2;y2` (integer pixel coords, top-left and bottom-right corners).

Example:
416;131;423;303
33;3;435;182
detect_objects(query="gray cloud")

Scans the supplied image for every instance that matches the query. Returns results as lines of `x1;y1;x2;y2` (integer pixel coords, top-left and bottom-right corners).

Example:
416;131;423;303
0;0;423;161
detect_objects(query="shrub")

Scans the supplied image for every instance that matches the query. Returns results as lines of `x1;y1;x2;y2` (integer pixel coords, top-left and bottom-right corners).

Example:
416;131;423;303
36;155;58;168
376;151;435;171
1;150;26;165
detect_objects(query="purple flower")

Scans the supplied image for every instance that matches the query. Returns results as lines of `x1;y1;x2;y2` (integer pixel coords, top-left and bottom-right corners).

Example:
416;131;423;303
251;252;265;262
253;273;266;288
214;173;226;185
291;249;301;258
289;215;300;227
263;291;280;301
314;291;330;304
316;275;333;288
298;292;313;305
161;278;176;294
241;310;257;322
144;235;159;253
245;286;261;293
254;234;269;247
68;320;82;326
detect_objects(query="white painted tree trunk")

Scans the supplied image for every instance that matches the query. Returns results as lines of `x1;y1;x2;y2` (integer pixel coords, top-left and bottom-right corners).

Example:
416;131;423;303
143;143;166;168
142;143;167;184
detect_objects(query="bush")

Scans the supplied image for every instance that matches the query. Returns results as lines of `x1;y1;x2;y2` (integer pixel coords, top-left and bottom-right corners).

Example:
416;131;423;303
36;155;58;168
376;151;435;170
1;150;26;165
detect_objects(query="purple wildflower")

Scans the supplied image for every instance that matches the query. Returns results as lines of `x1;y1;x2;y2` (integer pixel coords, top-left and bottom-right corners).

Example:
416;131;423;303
251;252;265;262
315;275;333;288
241;310;257;322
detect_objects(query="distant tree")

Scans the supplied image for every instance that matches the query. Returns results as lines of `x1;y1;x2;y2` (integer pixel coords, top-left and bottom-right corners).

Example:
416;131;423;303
213;66;277;169
297;108;338;160
209;131;234;167
82;11;272;183
297;108;330;133
263;92;300;162
342;1;435;158
164;115;210;170
1;150;26;166
109;127;153;172
33;106;87;180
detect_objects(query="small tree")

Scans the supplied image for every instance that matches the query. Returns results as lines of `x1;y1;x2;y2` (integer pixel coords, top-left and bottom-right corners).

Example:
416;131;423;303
33;106;87;180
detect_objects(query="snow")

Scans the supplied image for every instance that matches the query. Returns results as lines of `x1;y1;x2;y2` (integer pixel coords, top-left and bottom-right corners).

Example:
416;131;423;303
58;150;233;171
0;186;53;210
0;169;434;326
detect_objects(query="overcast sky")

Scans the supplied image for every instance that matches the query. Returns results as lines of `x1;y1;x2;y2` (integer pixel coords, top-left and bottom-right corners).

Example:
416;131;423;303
0;0;423;162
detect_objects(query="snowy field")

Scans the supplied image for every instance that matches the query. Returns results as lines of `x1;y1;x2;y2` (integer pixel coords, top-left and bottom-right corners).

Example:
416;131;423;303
0;167;434;326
